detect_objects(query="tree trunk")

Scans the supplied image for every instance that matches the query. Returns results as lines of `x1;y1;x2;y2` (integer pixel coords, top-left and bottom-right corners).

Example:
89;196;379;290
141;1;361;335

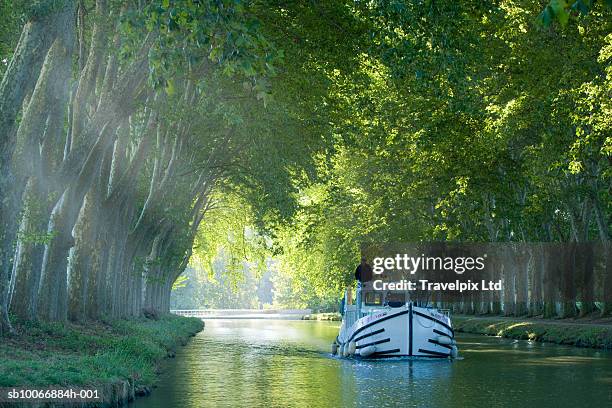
543;244;559;318
600;243;612;317
9;178;47;320
68;191;98;321
502;249;516;316
488;246;501;314
38;191;74;321
578;243;595;317
559;243;577;318
85;232;103;320
530;244;544;317
0;1;76;335
515;247;529;316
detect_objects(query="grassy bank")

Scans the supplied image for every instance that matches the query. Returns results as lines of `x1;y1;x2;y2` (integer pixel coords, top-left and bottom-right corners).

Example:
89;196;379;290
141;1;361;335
0;315;204;405
302;312;341;321
453;316;612;349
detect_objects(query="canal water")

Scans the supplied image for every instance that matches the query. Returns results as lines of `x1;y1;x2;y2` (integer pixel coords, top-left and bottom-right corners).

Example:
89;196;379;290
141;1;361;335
131;319;612;408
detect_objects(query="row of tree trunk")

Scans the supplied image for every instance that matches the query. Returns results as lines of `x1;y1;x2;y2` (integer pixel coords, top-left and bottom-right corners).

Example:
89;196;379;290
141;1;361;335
439;243;612;318
0;1;224;335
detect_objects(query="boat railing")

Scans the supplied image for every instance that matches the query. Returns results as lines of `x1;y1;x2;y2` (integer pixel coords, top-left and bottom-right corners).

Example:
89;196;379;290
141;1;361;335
344;305;359;328
438;308;451;318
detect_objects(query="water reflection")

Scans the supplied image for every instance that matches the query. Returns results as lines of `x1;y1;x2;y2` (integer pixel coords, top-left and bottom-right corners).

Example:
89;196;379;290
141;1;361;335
130;319;612;408
341;358;454;407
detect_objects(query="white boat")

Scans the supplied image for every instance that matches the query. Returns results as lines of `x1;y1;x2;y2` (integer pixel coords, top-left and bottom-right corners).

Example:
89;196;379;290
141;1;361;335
332;283;458;359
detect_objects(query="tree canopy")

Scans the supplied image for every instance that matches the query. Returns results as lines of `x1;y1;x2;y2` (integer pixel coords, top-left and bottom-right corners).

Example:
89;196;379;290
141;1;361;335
0;1;610;332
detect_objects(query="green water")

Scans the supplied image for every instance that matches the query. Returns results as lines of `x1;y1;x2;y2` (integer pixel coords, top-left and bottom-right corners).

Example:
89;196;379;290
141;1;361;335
131;319;612;408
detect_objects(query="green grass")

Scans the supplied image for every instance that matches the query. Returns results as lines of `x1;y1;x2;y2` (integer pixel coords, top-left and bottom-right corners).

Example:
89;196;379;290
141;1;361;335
453;317;612;349
0;315;204;388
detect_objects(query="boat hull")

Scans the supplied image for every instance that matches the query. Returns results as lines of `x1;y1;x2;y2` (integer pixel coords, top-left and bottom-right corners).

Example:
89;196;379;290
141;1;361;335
336;304;455;358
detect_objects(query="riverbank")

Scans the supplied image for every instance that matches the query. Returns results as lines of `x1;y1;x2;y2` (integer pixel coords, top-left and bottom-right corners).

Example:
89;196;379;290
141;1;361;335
302;312;341;321
0;315;204;407
453;315;612;349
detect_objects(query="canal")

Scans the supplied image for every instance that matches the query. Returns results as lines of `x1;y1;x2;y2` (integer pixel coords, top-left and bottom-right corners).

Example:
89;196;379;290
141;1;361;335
131;319;612;408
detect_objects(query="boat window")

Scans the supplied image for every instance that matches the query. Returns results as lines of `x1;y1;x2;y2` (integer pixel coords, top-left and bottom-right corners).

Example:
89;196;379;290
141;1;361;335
386;292;405;307
364;292;382;306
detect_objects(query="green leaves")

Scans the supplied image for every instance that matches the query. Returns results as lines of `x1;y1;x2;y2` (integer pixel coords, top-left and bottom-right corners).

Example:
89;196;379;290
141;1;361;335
138;0;280;91
105;0;612;302
254;0;612;295
537;0;611;27
572;0;594;14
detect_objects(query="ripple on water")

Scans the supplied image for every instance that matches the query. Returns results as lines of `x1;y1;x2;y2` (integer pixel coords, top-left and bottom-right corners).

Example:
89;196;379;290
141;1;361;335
130;320;612;408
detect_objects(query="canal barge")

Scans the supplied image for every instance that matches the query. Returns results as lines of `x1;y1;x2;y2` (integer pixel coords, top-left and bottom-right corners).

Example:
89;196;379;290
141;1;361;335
332;283;457;359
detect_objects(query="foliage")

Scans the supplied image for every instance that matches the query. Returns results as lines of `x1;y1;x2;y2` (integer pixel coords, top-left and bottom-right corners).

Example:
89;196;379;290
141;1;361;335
454;316;612;349
0;315;203;387
180;0;611;309
0;0;25;76
537;0;612;27
1;0;611;327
